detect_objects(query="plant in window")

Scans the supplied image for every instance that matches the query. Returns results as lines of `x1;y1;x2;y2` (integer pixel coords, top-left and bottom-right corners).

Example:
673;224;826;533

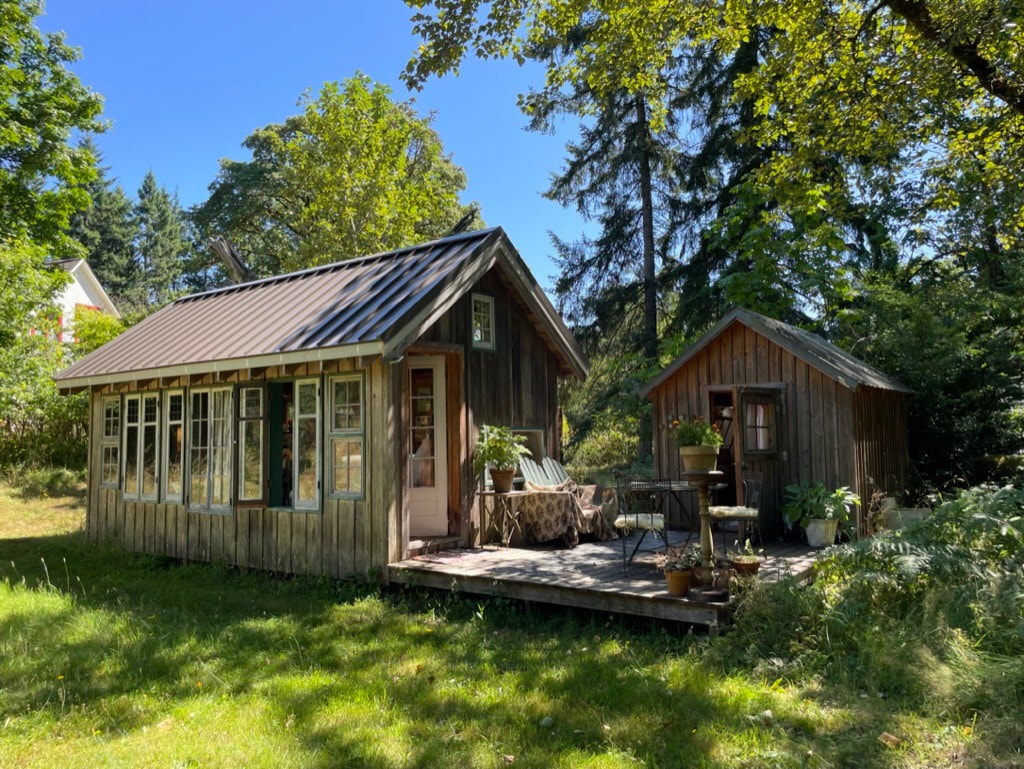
473;425;531;492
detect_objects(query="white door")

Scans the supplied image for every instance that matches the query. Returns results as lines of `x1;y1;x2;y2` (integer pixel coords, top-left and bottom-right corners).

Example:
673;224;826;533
407;357;449;536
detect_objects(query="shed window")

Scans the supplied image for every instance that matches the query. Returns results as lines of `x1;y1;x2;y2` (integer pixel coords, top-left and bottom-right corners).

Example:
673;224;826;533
267;379;321;511
743;396;776;453
100;397;120;488
237;385;266;504
471;293;495;350
189;388;232;512
163;390;184;503
329;374;364;498
124;393;159;501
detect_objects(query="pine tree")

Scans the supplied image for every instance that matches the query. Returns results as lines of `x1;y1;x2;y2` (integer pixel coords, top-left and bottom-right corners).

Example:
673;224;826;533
67;139;140;307
135;171;187;306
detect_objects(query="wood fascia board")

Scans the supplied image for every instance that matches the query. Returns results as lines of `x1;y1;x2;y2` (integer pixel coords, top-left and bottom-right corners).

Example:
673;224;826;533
381;236;502;362
54;340;384;391
71;260;121;318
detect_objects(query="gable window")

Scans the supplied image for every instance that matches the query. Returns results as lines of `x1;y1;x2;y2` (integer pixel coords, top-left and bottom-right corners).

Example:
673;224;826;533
328;374;364;498
471;293;495;350
124;392;159;501
99;396;120;488
189;388;233;512
162;390;185;503
237;385;267;505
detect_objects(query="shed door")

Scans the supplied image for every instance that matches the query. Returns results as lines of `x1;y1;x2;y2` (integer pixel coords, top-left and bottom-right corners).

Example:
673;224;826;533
737;387;785;540
407;357;449;536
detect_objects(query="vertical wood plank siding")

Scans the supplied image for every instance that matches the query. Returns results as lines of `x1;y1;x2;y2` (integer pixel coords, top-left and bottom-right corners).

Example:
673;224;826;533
647;322;909;537
84;265;565;576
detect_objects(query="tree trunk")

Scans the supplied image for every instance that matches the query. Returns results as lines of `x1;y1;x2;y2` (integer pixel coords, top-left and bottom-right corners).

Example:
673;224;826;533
636;96;658;463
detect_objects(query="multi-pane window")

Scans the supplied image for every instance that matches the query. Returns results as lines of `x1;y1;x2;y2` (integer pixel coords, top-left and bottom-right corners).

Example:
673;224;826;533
237;386;265;504
189;388;232;511
329;375;364;498
743;396;776;453
293;380;319;510
99;397;120;487
471;293;495;350
124;393;159;500
163;390;184;503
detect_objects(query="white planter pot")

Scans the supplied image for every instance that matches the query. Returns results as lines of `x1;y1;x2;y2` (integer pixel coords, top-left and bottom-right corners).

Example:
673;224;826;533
805;518;839;548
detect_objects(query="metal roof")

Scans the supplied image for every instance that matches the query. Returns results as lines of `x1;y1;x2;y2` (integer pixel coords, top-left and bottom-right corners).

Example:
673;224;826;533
641;308;912;397
56;227;588;388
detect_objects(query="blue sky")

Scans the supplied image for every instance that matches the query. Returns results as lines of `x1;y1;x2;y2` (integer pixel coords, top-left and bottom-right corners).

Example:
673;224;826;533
38;0;586;290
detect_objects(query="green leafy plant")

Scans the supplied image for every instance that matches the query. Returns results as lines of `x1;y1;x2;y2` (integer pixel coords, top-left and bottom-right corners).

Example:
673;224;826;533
728;538;763;564
782;481;861;529
671;416;724;448
655;545;700;572
472;425;531;474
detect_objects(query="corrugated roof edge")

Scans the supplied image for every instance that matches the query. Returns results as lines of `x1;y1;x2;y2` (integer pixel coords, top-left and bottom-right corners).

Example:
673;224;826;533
175;227;502;305
640;307;911;397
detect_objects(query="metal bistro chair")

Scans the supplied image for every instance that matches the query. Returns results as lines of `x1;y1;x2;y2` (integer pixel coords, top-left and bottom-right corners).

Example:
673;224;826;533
708;471;763;551
613;479;670;567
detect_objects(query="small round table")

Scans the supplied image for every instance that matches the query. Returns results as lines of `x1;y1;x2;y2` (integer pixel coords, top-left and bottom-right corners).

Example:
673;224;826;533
682;469;724;567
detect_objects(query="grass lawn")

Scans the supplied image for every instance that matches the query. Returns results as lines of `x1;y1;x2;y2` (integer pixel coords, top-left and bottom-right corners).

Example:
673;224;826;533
0;481;1003;768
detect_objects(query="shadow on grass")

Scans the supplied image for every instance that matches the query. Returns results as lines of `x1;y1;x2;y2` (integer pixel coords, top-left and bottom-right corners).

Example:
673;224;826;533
3;532;1002;768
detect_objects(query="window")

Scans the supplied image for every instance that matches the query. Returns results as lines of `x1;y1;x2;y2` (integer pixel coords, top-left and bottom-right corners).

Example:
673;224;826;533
124;392;159;500
237;385;266;504
513;429;545;463
743;395;776;453
471;293;495;350
189;388;232;511
329;374;364;498
99;397;120;487
267;379;321;511
163;390;185;503
293;380;320;510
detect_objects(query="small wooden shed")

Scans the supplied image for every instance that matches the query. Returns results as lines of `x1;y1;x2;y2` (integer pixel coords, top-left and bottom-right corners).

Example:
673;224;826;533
55;228;587;579
641;308;911;538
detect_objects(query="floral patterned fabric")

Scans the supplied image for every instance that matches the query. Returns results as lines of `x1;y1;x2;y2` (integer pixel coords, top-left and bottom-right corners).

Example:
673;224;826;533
522;482;618;542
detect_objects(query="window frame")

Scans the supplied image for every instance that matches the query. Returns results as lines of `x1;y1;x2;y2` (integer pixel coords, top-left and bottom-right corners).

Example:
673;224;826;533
123;392;160;501
99;396;121;488
328;373;365;500
236;383;268;507
471;293;496;351
291;378;321;511
188;386;234;514
740;391;778;456
162;389;185;503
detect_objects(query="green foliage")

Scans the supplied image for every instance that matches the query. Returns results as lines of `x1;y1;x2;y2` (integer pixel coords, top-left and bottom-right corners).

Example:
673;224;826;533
72;306;124;355
472;424;531;473
192;74;481;277
0;0;103;252
134;171;187;306
565;408;640;480
781;481;860;529
670;416;724;448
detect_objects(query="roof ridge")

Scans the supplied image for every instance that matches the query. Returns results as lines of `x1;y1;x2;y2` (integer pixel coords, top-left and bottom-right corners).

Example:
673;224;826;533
178;227;500;304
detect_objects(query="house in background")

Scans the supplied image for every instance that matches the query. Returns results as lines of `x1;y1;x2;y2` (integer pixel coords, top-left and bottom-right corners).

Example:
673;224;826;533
50;258;120;342
641;308;911;538
54;228;587;579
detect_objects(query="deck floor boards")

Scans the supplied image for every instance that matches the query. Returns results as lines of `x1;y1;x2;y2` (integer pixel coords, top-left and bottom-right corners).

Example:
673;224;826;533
388;532;821;631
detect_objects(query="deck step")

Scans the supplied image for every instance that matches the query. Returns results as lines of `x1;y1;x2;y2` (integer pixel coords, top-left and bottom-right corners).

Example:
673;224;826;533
407;536;461;557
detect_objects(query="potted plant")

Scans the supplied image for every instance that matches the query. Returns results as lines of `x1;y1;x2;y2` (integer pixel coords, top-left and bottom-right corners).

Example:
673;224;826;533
728;538;763;576
472;425;531;493
671;416;724;472
782;481;861;547
655;545;699;596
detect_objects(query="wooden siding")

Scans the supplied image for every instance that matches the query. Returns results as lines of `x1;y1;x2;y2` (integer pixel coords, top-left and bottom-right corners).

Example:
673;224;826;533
649;323;907;538
86;356;397;579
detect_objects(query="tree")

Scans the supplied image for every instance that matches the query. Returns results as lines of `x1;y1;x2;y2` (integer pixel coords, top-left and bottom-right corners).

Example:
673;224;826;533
135;171;187;306
67;140;141;307
192;73;481;276
0;0;103;250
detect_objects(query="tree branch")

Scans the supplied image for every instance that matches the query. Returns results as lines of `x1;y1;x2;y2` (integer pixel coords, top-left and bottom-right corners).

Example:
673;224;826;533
884;0;1024;116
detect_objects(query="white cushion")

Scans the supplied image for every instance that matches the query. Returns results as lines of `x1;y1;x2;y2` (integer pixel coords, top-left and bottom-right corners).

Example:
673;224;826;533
708;505;759;521
614;513;665;531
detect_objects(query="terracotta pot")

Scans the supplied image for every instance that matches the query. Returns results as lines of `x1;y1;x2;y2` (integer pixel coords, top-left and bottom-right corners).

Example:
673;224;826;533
679;445;719;473
490;468;515;493
732;559;761;576
664;569;693;596
805;518;839;548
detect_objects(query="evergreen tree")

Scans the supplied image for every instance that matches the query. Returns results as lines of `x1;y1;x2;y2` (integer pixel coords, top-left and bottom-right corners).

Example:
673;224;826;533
135;171;187;306
67;139;140;307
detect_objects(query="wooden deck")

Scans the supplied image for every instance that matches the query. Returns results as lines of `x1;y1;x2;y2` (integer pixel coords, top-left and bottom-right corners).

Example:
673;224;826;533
388;532;819;633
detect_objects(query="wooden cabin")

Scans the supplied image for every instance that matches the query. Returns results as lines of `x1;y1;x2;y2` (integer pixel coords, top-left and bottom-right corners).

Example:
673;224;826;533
641;308;911;538
55;228;587;579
